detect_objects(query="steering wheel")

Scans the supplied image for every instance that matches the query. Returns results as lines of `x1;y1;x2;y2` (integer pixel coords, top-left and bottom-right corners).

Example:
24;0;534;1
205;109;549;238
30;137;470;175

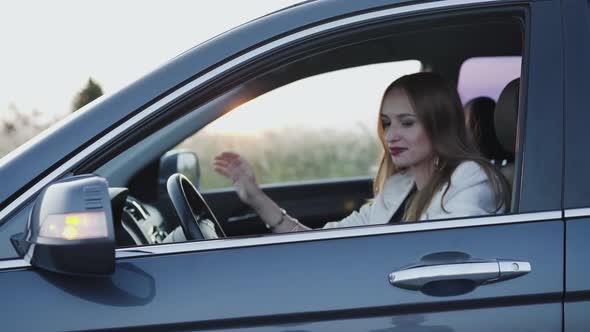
166;173;226;240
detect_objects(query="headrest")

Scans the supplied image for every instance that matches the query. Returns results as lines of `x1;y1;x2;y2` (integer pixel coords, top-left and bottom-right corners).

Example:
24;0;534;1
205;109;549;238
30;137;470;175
466;97;510;161
494;78;520;154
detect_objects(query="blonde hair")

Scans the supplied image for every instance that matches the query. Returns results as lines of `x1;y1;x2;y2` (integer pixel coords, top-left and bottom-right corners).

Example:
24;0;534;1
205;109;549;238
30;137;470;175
373;73;510;221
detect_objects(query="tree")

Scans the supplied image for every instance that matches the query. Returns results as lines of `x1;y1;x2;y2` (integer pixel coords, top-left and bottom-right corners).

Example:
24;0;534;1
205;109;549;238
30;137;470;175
72;78;103;112
2;103;18;134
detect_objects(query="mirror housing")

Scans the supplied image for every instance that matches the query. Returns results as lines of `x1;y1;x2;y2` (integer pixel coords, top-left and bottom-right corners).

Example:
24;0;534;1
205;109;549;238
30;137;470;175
11;175;115;277
159;149;201;195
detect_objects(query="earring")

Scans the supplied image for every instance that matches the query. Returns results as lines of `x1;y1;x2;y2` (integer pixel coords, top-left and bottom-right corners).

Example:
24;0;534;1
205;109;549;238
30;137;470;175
434;156;441;170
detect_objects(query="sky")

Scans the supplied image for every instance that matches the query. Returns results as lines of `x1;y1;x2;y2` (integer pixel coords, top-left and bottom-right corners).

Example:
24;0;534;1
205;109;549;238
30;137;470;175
0;0;423;136
206;60;421;135
0;1;520;136
0;1;302;121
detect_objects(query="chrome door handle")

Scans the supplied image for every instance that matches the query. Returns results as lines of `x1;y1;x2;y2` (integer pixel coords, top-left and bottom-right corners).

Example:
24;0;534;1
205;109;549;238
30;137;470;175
389;260;531;290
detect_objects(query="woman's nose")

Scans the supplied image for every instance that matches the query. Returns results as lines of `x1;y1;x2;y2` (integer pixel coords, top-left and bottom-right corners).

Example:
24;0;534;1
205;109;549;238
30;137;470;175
385;127;400;142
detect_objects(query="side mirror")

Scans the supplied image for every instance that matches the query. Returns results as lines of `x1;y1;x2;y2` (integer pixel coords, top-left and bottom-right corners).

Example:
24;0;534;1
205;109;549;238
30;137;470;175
11;175;115;277
159;149;201;196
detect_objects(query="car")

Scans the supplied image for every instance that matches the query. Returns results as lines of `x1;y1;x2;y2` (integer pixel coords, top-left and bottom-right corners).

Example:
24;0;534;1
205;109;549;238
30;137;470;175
0;0;588;330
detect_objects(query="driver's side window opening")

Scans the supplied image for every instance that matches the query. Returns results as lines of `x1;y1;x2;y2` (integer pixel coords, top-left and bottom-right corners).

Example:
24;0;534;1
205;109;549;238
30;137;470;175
95;12;526;248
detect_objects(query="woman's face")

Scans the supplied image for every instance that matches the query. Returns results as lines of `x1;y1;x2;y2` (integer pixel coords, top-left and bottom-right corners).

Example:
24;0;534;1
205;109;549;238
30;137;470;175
380;88;434;170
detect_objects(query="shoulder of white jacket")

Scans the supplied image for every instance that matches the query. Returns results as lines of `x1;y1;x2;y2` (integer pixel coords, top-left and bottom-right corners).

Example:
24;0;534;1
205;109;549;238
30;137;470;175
381;170;415;207
451;160;486;181
383;170;414;191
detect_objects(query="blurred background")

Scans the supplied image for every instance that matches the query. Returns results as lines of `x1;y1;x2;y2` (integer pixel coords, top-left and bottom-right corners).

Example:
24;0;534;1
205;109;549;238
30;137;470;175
0;0;301;157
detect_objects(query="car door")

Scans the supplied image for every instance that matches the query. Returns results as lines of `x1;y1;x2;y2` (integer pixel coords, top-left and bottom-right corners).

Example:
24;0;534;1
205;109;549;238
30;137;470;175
562;1;590;331
0;0;565;331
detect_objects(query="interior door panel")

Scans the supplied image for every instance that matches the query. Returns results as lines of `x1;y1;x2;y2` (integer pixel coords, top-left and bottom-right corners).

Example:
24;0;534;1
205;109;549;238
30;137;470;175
203;177;373;235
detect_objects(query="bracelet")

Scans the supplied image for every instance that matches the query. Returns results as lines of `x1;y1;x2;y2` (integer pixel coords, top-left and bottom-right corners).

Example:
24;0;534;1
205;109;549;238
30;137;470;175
266;208;287;230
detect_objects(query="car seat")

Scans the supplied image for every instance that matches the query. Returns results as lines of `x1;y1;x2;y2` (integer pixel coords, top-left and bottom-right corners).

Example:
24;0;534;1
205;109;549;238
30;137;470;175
494;78;520;188
465;96;512;162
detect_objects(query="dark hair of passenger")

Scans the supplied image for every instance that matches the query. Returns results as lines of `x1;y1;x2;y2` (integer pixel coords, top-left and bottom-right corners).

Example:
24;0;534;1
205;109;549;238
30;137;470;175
465;96;512;162
374;72;511;220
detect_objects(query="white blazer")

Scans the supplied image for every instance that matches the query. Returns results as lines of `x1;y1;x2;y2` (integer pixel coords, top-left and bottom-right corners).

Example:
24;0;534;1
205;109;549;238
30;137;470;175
322;161;502;229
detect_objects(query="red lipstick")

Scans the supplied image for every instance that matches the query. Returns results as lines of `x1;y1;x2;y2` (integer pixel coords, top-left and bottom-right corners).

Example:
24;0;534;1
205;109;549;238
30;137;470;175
389;147;407;156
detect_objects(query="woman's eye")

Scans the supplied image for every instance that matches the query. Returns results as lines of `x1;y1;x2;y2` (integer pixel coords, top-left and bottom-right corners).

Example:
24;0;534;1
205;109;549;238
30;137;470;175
381;121;391;128
401;120;414;127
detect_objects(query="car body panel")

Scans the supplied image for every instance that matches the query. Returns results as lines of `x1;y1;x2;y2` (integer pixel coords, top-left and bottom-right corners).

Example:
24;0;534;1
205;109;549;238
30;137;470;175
562;2;590;331
0;219;563;331
565;219;590;294
565;219;590;332
563;0;590;209
516;0;563;213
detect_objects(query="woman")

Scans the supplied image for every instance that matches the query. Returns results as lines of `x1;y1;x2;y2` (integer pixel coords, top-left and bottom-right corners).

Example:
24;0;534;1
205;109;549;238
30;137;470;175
214;72;510;233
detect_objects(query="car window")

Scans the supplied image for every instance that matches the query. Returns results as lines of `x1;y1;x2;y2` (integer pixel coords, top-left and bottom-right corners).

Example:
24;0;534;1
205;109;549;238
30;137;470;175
89;13;526;248
176;60;422;191
457;56;522;104
459;56;522;170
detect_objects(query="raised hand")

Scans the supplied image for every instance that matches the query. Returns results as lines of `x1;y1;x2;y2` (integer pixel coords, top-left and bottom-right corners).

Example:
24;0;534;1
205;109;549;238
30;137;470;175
213;151;263;205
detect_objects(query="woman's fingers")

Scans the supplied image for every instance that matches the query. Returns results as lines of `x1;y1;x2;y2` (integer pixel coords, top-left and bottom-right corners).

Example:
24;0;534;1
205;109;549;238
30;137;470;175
215;151;240;162
213;159;229;169
215;159;241;171
214;152;254;183
215;152;247;169
214;166;231;178
220;151;240;159
214;155;230;164
214;156;243;178
214;165;242;182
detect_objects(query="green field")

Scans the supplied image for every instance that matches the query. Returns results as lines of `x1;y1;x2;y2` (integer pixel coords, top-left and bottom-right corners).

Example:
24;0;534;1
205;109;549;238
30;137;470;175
0;120;381;190
178;127;381;190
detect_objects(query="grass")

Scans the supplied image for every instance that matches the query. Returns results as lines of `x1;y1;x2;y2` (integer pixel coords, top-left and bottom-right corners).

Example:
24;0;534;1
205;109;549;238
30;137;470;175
0;119;382;191
177;127;381;190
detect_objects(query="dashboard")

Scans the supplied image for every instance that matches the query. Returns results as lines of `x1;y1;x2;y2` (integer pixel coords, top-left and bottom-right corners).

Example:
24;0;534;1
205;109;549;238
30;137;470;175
109;187;173;246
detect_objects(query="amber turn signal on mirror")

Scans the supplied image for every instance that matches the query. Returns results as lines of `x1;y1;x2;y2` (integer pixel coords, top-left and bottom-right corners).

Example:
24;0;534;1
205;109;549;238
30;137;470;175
11;175;115;277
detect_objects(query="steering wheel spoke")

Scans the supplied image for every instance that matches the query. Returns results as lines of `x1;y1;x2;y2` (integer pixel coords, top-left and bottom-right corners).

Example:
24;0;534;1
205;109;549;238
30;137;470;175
166;173;226;240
